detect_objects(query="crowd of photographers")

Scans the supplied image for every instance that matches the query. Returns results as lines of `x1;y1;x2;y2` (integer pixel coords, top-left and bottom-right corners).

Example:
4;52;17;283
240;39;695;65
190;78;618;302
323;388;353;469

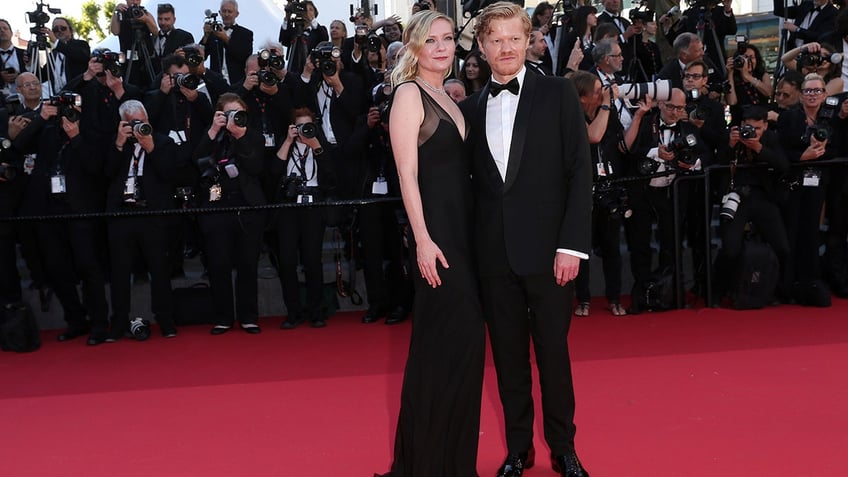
0;0;847;347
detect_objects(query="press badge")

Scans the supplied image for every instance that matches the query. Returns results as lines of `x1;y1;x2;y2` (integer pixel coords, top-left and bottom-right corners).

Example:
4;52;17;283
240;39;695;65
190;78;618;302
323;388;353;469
125;50;138;61
50;175;66;194
124;177;137;201
372;176;388;195
596;163;607;177
802;169;821;187
263;133;276;148
168;130;187;145
297;194;313;204
23;154;36;175
209;184;222;202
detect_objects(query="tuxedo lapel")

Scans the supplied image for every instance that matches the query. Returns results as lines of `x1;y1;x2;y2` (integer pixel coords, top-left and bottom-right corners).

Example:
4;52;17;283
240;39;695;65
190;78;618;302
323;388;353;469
477;84;504;189
503;72;535;192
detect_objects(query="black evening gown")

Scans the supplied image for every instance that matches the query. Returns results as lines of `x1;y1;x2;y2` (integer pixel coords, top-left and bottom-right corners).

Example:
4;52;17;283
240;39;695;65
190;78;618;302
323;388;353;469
384;84;486;477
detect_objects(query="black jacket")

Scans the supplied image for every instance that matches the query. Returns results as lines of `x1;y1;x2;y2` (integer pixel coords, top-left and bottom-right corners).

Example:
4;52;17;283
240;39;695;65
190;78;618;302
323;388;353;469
104;133;176;211
202;25;253;85
193;128;266;206
294;71;364;146
774;0;838;46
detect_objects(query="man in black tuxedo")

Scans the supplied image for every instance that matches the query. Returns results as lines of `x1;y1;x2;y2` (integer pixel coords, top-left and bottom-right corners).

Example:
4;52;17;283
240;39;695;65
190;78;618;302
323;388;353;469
154;4;194;59
279;0;328;74
775;0;838;49
33;17;91;93
461;3;592;477
178;43;230;106
0;19;28;95
666;0;737;76
110;0;159;90
657;32;723;90
200;0;253;85
525;29;552;75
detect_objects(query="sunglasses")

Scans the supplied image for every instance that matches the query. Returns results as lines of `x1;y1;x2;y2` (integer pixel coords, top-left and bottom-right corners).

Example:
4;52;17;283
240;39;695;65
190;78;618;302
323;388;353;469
52;26;68;33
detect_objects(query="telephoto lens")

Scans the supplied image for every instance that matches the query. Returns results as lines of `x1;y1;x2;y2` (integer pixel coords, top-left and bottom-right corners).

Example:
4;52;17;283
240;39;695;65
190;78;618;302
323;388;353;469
129;317;151;341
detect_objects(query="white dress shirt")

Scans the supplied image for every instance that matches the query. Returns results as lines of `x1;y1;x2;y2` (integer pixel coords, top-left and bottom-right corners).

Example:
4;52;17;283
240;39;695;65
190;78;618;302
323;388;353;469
286;142;319;187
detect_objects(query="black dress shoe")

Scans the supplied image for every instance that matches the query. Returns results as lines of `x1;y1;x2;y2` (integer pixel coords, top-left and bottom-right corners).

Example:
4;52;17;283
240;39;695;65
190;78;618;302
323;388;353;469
551;452;589;477
496;447;535;477
361;307;386;324
57;326;90;342
210;325;231;335
384;306;408;325
86;330;109;346
311;318;326;328
240;323;261;334
280;315;306;329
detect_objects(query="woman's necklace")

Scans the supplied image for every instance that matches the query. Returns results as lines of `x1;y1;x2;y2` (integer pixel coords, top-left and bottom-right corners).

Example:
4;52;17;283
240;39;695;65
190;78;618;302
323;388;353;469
416;76;446;95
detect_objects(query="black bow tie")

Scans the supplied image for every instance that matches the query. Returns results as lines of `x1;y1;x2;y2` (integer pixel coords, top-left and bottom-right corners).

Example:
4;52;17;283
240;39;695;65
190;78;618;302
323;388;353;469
159;31;168;39
224;25;233;31
490;77;520;97
812;6;822;12
0;50;12;56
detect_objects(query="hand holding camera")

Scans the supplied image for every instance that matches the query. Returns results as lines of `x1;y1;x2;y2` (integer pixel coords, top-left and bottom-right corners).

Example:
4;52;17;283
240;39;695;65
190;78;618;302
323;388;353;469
61;116;81;139
225;110;247;139
801;134;827;161
729;124;762;153
39;103;60;121
8;116;31;140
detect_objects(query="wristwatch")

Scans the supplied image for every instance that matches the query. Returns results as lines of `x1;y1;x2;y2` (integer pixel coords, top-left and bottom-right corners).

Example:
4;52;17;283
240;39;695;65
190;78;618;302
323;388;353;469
313;147;324;156
600;105;611;111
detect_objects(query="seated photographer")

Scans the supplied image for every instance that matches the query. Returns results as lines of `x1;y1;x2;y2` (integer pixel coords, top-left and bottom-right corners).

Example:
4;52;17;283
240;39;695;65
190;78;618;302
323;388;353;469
572;71;632;317
104;100;177;340
657;32;723;92
154;4;194;58
13;90;110;345
200;0;253;85
35;17;90;93
712;106;790;306
176;43;230;106
781;42;843;96
665;0;737;77
271;108;331;329
774;0;838;49
279;0;328;75
0;19;27;95
726;43;772;125
193;92;266;334
776;73;838;306
768;71;803;128
110;0;159;90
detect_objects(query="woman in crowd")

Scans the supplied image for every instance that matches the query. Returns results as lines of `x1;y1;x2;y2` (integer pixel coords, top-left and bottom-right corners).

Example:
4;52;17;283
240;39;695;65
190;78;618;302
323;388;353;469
193;93;266;334
375;9;484;477
726;43;772;125
458;49;490;95
557;5;598;75
329;19;347;49
781;42;842;95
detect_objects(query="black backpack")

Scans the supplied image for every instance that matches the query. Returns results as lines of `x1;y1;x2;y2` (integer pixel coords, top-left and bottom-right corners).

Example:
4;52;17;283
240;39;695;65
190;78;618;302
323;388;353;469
632;267;676;312
731;239;779;310
0;302;41;353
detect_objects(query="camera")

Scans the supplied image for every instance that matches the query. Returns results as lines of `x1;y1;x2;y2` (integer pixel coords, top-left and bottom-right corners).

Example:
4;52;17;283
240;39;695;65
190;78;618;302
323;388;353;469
182;47;204;67
128;317;151;341
311;44;342;76
617;80;672;103
733;35;748;69
720;191;741;221
593;182;632;220
198;155;239;188
27;1;61;40
297;122;318;139
628;2;654;24
258;49;285;70
818;95;841;120
48;92;82;122
666;133;699;165
128;119;153;137
225;109;248;127
254;69;279;86
797;47;844;69
685;89;709;121
802;124;831;144
285;0;309;30
92;49;126;77
173;73;200;90
282;172;307;199
708;79;731;95
355;25;383;53
739;123;757;139
203;9;223;32
0;137;17;182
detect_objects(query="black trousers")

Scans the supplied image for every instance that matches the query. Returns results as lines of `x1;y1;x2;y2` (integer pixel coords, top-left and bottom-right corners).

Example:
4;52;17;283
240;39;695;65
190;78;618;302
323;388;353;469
36;219;109;331
275;206;325;320
781;183;827;286
575;207;624;303
0;223;22;306
824;167;848;292
624;184;676;284
480;271;576;456
108;215;174;332
359;201;411;311
199;211;264;326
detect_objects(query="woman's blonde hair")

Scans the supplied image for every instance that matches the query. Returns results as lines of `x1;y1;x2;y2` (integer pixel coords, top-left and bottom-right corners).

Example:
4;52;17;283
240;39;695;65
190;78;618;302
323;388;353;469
391;10;455;87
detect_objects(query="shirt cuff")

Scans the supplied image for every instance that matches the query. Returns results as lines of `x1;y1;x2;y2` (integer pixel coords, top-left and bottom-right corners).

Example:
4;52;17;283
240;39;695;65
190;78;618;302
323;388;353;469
556;249;589;260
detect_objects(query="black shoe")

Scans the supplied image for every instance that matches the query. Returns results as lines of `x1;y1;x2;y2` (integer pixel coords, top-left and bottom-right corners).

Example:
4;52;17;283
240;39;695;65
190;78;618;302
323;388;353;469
310;318;326;328
210;325;231;335
280;315;306;329
86;330;109;346
496;447;535;477
361;307;386;324
161;326;178;338
57;325;89;342
184;246;199;259
551;452;589;477
385;306;408;325
240;323;261;334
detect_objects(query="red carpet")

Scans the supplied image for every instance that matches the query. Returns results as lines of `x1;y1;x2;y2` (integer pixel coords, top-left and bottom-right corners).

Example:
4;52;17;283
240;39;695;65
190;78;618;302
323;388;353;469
2;299;848;476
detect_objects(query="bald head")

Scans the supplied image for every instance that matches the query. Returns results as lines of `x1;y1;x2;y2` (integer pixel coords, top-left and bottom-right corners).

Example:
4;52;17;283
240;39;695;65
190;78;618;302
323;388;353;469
16;72;43;104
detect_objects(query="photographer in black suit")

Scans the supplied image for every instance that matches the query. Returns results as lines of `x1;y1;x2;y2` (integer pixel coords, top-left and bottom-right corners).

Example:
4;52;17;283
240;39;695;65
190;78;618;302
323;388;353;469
776;0;838;49
154;4;194;59
0;19;27;95
33;17;90;93
177;43;230;106
666;0;736;76
13;90;110;345
279;0;328;74
200;0;253;85
104;100;177;340
110;0;159;90
0;109;25;307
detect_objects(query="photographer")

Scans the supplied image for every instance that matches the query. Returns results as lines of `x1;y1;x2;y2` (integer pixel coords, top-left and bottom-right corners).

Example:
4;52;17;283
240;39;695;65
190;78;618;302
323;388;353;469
193;93;265;335
683;60;727;155
666;0;736;77
176;43;230;106
200;0;253;85
0;19;26;95
104;100;177;340
768;70;803;129
272;108;330;329
776;73;838;306
781;42;843;96
0;109;25;308
35;17;90;92
279;0;328;75
726;42;772;125
13;88;110;345
154;4;194;58
775;0;838;49
110;0;159;90
657;32;723;91
712;106;790;306
555;5;599;76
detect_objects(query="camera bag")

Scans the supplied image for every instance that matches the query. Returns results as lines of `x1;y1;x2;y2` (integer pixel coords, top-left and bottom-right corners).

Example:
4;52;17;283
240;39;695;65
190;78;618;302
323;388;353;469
0;302;40;353
631;267;675;312
172;283;216;325
731;238;779;310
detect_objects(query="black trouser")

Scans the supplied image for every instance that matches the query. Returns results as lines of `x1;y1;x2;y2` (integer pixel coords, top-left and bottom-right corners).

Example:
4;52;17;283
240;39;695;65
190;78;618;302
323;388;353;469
575;206;624;304
36;219;109;331
781;182;827;288
359;201;411;311
481;271;576;455
108;215;174;332
0;223;22;306
824;167;848;292
624;184;676;284
275;205;325;321
199;210;264;326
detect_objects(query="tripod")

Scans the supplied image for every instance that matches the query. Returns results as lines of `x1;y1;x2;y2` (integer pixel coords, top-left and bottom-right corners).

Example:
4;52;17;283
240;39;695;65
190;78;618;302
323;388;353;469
26;31;58;96
695;3;727;78
627;33;650;83
124;24;156;88
285;21;310;74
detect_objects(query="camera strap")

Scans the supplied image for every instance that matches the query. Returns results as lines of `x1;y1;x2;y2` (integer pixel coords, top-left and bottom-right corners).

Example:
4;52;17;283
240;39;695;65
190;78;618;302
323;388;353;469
289;143;317;183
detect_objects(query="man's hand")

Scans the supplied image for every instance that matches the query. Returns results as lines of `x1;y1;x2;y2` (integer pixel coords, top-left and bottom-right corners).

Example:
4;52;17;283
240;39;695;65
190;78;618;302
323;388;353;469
83;57;103;81
180;86;199;102
105;70;125;97
8;116;31;140
728;125;740;148
658;144;675;162
566;39;583;72
208;111;227;139
61;117;80;139
740;136;763;153
366;106;380;129
226;114;247;139
243;72;259;91
259;80;279;96
136;128;155;153
116;121;133;149
160;74;174;94
783;21;798;33
554;253;579;286
40;104;59;121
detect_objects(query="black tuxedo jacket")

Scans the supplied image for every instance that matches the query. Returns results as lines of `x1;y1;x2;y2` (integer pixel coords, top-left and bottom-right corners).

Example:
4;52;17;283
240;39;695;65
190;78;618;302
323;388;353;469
461;73;592;276
774;0;838;46
50;39;91;87
202;25;253;85
104;133;176;211
160;28;195;57
631;111;714;171
656;58;722;90
193;129;266;206
597;11;631;37
293;71;364;146
0;47;27;89
525;60;552;76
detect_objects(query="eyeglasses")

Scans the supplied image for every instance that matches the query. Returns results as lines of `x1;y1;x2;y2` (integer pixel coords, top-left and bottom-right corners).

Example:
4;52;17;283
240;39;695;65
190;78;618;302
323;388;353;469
801;88;825;96
607;53;623;58
19;81;40;88
683;73;705;80
663;103;687;112
52;26;68;33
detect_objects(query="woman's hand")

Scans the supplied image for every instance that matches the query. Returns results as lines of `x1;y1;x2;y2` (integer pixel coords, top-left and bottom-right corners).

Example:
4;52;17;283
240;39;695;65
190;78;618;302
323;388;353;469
416;237;449;288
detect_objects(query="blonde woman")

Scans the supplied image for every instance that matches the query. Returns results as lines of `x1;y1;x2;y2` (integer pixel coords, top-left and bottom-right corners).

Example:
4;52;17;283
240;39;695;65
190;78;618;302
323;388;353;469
375;9;485;477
